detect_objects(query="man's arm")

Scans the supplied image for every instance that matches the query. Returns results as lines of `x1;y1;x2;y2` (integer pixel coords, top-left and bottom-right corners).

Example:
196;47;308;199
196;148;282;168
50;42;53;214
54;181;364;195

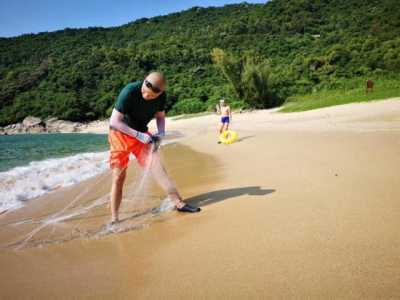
216;104;221;115
109;109;151;143
155;111;166;136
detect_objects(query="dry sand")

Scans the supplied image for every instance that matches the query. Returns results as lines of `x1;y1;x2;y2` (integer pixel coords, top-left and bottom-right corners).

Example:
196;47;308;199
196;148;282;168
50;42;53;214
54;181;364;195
1;99;400;299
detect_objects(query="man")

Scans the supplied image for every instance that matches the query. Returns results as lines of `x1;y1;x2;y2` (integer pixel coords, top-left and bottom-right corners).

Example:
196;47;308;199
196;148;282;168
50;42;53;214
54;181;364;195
108;72;200;224
218;99;232;134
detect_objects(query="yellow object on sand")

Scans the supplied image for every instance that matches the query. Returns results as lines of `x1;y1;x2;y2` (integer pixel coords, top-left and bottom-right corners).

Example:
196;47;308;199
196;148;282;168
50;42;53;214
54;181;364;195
219;130;238;144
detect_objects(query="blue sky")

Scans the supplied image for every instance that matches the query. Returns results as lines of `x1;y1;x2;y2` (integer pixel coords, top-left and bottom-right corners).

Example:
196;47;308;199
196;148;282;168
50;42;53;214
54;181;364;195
0;0;266;38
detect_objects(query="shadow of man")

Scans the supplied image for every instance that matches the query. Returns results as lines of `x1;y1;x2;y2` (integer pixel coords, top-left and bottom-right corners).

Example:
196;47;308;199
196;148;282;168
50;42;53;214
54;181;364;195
185;186;275;207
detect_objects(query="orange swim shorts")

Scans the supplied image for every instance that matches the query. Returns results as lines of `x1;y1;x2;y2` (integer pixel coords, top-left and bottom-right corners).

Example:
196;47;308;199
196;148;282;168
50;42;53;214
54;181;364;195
108;128;151;169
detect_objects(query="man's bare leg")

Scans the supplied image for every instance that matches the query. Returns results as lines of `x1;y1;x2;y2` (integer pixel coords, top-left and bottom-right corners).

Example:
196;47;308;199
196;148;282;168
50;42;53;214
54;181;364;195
224;122;229;131
147;152;186;209
218;123;224;134
110;167;127;223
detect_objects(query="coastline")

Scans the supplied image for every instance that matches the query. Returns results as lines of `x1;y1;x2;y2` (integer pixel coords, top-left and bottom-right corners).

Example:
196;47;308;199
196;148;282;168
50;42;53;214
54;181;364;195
2;97;399;136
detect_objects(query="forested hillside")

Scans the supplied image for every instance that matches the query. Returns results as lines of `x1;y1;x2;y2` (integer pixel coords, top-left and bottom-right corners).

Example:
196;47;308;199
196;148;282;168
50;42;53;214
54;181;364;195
0;0;399;125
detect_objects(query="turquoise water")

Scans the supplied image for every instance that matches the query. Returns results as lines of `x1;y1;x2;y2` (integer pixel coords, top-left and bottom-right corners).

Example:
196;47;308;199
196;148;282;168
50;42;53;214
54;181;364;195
0;133;108;172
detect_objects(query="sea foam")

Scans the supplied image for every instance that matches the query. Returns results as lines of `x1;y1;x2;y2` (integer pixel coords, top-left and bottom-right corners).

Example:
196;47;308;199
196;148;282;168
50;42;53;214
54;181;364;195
0;132;182;214
0;151;109;212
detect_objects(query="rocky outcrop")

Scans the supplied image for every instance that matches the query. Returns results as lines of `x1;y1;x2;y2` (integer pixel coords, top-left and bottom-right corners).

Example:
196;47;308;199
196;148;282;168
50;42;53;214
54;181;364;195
22;116;43;128
45;118;82;133
2;122;26;134
23;116;46;133
79;119;109;134
0;116;84;135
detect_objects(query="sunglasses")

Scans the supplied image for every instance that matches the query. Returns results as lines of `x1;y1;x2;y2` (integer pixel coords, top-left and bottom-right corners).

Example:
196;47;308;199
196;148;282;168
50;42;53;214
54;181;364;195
144;79;162;94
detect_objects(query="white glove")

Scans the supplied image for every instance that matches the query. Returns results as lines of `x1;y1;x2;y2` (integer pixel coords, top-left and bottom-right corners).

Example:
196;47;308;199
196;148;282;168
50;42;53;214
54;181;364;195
135;131;152;144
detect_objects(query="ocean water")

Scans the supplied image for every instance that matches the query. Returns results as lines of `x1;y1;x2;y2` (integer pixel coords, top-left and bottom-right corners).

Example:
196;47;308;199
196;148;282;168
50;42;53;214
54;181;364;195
0;132;185;249
0;132;183;214
0;133;108;172
0;133;109;212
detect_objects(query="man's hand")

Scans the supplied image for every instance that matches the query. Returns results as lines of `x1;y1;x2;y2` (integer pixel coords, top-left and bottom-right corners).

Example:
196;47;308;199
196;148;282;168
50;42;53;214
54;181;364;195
136;132;162;152
150;135;162;152
135;131;152;144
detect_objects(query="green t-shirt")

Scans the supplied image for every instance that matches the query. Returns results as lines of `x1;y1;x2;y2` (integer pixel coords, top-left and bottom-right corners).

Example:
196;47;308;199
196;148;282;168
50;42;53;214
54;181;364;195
114;81;166;132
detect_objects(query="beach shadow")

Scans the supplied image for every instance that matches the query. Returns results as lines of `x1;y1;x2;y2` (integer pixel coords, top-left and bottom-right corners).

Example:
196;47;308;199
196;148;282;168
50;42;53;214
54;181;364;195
185;186;275;207
236;135;255;143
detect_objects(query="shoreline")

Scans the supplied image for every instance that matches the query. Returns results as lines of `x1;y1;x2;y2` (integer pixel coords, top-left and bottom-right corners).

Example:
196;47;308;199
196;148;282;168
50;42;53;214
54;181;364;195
88;97;400;134
2;97;399;136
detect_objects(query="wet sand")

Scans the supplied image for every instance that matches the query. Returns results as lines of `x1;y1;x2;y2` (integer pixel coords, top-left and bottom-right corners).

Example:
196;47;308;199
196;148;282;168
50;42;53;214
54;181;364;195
1;99;400;299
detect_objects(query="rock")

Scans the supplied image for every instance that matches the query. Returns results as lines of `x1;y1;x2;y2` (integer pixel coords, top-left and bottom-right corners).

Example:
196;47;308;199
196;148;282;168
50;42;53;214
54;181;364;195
22;116;43;128
57;120;80;133
45;117;61;132
20;116;46;133
27;126;46;134
2;123;24;134
45;118;81;133
45;117;58;124
14;123;24;133
2;117;83;135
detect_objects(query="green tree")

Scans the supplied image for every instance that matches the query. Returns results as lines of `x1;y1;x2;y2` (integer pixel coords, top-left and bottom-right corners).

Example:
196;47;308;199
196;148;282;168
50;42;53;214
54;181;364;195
211;48;274;108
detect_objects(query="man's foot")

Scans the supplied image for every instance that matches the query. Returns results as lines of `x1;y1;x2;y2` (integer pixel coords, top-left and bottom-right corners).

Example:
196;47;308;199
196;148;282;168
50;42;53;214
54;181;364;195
110;218;119;225
177;204;201;213
168;192;200;213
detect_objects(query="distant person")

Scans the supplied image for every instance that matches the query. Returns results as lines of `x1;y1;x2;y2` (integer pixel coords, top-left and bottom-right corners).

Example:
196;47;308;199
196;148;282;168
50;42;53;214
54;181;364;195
217;99;232;135
366;79;374;93
108;72;200;224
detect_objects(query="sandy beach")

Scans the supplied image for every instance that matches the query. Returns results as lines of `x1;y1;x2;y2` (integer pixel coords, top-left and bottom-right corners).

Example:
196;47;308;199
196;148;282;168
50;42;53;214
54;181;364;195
1;98;400;299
